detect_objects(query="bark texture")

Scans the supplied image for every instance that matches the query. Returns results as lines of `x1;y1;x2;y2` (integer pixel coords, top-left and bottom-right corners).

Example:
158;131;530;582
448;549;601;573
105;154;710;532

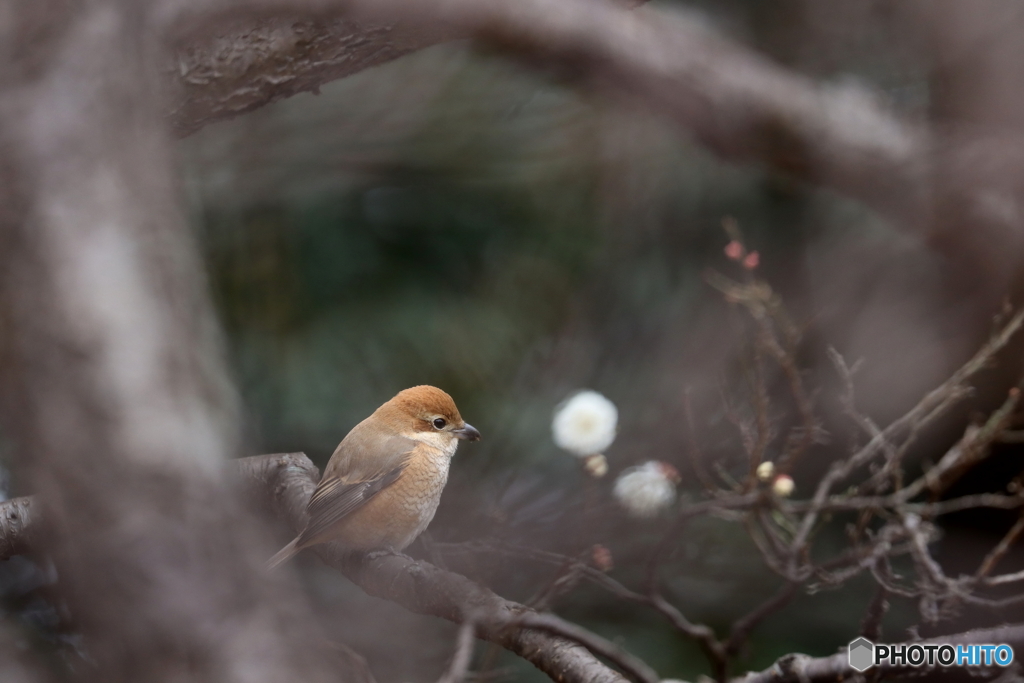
166;16;456;136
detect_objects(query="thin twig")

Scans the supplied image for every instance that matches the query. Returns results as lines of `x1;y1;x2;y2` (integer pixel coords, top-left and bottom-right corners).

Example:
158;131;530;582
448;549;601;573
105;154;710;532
858;585;889;641
437;619;476;683
725;581;800;656
787;310;1024;576
684;390;718;493
900;387;1021;500
987;569;1024;586
977;512;1024;579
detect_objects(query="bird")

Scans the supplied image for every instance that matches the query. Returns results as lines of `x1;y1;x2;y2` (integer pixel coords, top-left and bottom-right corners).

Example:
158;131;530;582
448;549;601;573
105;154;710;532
268;385;480;568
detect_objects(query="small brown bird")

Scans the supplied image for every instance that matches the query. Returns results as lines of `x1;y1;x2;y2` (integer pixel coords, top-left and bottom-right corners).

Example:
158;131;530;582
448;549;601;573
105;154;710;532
268;386;480;568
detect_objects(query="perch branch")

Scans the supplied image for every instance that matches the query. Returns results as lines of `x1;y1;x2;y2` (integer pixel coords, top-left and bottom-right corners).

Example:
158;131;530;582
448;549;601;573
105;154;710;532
236;452;632;683
0;454;632;683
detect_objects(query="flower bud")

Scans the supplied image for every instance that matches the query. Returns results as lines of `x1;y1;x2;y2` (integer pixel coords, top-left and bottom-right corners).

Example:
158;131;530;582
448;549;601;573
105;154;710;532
772;474;795;497
583;453;608;478
756;461;775;482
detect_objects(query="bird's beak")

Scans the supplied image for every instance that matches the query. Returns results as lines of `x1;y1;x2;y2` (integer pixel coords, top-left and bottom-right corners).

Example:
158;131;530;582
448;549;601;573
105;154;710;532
455;423;481;441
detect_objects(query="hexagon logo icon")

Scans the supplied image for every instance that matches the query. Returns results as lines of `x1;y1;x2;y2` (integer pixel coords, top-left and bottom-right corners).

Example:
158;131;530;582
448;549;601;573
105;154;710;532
849;638;874;672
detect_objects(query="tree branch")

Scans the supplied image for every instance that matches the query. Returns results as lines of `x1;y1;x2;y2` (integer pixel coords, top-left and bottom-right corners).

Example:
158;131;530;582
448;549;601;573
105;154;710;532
163;0;931;235
165;16;457;136
154;0;1024;301
515;613;660;683
0;454;632;683
234;452;630;683
0;3;353;680
436;618;475;683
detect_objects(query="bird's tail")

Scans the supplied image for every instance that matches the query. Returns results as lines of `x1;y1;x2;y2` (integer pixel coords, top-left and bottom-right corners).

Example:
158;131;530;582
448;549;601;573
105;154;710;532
266;538;302;570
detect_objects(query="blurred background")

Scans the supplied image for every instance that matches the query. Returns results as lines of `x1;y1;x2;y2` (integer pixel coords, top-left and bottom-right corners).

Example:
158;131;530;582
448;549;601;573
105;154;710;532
9;1;1024;680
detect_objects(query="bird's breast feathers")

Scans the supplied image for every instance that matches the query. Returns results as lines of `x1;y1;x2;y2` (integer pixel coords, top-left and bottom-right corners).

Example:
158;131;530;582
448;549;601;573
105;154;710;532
299;428;456;550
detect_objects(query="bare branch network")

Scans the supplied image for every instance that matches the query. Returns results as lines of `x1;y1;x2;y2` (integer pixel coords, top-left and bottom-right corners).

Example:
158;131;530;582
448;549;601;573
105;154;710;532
3;0;1024;682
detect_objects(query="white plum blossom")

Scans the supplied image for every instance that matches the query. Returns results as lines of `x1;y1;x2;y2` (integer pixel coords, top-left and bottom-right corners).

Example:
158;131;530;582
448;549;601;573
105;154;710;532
552;390;618;457
613;461;678;519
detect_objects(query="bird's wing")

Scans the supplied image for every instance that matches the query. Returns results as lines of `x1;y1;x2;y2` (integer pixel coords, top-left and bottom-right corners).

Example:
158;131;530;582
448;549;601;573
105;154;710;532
297;433;416;547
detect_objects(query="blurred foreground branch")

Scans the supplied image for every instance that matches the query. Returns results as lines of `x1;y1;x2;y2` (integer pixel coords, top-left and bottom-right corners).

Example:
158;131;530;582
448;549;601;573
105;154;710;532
168;0;929;233
0;2;369;681
166;16;457;136
165;0;1024;299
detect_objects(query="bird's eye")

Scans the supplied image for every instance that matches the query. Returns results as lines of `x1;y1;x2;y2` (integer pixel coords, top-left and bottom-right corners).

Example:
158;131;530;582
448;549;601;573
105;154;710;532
432;417;447;430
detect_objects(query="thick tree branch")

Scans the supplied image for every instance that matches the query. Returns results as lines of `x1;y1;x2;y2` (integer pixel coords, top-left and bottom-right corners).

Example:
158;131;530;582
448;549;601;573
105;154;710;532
164;0;931;235
0;461;630;683
160;0;1024;301
0;452;646;683
0;451;634;682
235;452;631;683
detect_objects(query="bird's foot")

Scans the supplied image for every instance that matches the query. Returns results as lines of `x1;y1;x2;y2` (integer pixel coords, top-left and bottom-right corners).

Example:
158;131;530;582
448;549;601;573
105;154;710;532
363;548;407;563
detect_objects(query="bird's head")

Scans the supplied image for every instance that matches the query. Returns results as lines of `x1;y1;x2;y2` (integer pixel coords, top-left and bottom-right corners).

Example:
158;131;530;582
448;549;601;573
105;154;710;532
378;385;481;446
